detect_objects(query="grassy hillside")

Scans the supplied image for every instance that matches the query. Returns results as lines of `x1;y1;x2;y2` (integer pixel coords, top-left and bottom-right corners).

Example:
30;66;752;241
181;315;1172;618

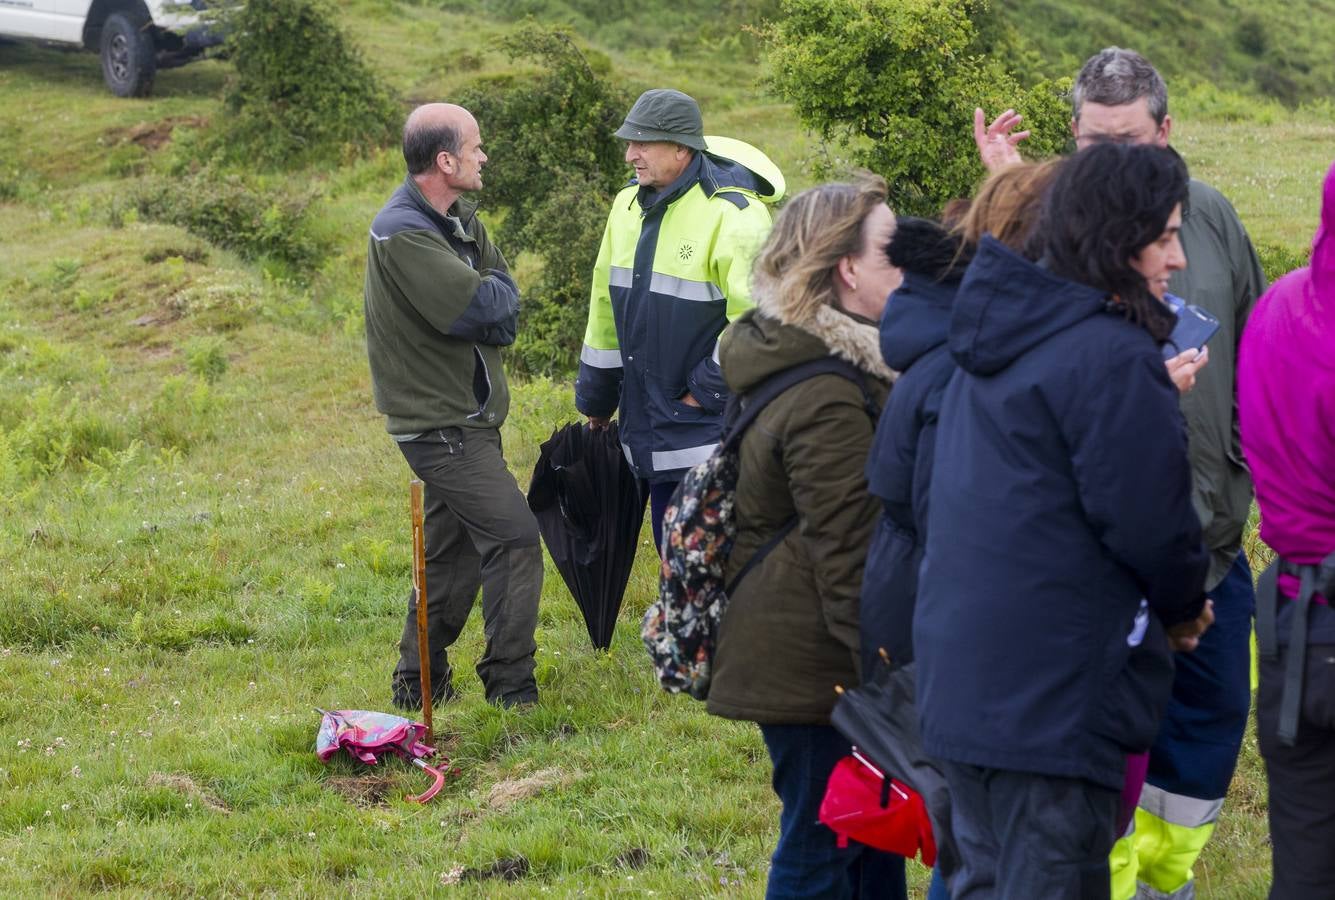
999;0;1335;105
0;0;1332;895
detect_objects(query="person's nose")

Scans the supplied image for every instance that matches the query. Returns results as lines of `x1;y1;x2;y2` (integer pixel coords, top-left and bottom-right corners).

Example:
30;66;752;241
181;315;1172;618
1167;235;1186;271
624;144;637;163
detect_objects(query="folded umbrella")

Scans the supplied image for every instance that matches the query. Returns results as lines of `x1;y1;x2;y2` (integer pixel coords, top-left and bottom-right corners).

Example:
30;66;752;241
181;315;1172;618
528;422;647;650
830;662;958;875
315;708;453;803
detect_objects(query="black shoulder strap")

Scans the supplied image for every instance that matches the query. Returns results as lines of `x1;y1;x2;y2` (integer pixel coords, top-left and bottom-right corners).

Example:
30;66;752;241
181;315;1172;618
721;357;879;451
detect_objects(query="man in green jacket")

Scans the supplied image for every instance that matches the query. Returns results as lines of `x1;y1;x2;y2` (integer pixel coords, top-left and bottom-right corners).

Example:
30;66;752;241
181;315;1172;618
364;103;541;710
974;48;1266;900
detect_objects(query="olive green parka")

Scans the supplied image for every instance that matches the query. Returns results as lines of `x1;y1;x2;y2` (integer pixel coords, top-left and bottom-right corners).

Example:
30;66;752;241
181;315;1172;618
706;295;893;725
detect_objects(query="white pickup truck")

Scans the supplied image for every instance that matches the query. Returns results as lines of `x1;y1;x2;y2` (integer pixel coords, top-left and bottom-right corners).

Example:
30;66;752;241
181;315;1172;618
0;0;223;97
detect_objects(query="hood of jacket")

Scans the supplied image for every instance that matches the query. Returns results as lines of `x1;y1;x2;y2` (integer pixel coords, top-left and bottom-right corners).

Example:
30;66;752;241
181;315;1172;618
702;134;785;203
1313;158;1335;293
721;288;894;395
949;236;1111;376
879;271;961;372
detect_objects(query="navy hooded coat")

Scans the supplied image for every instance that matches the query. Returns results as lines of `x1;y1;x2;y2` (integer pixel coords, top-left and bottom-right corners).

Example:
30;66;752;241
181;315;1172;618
860;269;961;671
913;237;1209;791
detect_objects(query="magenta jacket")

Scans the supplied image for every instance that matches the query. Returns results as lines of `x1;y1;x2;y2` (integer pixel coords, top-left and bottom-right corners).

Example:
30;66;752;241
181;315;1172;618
1238;159;1335;611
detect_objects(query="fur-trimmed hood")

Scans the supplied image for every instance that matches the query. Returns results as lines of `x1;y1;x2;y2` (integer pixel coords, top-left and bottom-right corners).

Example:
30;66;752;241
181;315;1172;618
719;286;894;394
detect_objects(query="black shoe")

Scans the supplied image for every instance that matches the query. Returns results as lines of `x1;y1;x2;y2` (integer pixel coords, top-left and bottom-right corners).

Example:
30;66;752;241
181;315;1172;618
494;691;538;710
391;673;455;710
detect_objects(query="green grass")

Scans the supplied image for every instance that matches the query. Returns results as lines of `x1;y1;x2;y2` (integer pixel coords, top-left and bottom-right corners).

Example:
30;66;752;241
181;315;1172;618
0;0;1328;894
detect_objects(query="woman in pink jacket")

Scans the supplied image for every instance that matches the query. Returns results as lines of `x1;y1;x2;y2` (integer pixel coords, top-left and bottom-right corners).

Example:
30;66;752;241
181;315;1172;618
1237;158;1335;900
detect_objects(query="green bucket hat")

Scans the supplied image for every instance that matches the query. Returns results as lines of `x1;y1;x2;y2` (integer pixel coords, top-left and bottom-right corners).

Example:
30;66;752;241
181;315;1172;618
613;89;706;151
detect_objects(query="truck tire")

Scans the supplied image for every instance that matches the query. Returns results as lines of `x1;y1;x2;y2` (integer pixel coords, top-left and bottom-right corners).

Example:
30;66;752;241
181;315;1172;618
100;11;156;98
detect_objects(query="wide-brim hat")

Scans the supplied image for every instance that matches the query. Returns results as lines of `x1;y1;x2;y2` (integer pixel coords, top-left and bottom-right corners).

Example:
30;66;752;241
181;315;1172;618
613;88;706;151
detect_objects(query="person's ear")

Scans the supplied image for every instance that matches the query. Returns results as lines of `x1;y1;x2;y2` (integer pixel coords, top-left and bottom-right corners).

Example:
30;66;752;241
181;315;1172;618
436;150;454;175
1157;114;1173;148
836;254;858;291
1069;117;1080;140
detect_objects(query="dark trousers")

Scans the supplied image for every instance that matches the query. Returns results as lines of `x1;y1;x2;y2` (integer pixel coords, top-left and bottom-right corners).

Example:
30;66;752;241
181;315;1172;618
759;723;908;900
392;427;542;705
643;479;679;557
1257;641;1335;900
940;762;1119;900
1146;550;1255;801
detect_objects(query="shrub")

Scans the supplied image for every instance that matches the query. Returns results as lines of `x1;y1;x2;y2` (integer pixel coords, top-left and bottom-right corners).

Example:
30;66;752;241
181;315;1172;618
129;170;326;271
763;0;1070;216
210;0;399;168
458;26;632;374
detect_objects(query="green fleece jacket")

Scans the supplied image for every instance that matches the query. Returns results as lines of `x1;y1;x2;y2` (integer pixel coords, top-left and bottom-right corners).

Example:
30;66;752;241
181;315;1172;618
364;177;518;434
1172;177;1267;589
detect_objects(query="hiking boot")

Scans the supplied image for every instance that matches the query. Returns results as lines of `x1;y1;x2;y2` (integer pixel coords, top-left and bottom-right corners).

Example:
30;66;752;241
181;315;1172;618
494;691;538;711
390;671;456;711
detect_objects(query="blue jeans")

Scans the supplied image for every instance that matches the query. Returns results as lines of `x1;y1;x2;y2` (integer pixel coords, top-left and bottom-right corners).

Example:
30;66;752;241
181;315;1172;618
927;867;950;899
759;723;908;900
643;479;679;558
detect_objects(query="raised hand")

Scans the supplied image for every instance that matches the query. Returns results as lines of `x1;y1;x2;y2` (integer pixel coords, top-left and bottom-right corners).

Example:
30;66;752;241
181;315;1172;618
974;107;1030;173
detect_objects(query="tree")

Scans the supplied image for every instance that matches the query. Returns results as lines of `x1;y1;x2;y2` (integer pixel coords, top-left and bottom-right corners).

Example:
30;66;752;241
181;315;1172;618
459;26;632;375
763;0;1070;215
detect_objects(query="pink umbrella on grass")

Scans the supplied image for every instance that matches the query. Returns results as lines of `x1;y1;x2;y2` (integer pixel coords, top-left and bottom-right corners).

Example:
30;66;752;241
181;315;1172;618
315;708;455;803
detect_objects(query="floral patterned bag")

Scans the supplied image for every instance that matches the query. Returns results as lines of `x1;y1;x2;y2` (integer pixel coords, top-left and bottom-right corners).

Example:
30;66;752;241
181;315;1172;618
642;357;872;699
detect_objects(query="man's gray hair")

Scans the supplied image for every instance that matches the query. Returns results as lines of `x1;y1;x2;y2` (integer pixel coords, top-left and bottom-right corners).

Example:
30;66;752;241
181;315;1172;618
1072;47;1168;125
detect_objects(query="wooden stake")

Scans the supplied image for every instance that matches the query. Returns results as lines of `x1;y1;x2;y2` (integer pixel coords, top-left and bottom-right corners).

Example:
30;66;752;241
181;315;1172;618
410;479;433;745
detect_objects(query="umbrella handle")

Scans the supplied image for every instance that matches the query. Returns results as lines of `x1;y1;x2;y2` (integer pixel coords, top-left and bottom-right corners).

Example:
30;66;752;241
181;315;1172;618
406;757;446;804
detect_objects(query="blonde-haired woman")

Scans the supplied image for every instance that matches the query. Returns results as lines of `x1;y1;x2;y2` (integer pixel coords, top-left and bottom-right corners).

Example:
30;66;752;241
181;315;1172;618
707;177;906;900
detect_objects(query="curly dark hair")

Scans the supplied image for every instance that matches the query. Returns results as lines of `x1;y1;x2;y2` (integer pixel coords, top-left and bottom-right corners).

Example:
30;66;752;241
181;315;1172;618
1036;143;1188;340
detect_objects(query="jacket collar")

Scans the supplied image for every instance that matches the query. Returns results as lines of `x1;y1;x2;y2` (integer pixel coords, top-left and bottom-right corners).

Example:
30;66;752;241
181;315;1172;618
402;174;478;243
878;272;960;372
754;283;895;381
636;152;704;212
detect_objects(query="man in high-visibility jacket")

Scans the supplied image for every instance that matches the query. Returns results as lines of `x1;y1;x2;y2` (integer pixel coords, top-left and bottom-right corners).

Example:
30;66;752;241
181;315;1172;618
974;47;1266;900
576;88;783;551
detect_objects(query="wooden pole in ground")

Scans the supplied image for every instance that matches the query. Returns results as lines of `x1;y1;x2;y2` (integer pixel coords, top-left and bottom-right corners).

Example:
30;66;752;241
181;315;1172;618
410;478;433;745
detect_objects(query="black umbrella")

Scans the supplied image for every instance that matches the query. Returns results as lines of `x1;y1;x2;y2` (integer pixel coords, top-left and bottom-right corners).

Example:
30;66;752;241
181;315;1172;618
831;661;960;878
527;422;647;650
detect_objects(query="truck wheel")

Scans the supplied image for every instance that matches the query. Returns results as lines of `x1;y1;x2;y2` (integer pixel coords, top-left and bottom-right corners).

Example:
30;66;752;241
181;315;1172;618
100;11;157;98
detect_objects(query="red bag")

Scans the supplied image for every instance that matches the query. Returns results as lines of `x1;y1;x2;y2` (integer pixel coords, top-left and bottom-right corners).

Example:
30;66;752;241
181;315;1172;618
818;752;937;866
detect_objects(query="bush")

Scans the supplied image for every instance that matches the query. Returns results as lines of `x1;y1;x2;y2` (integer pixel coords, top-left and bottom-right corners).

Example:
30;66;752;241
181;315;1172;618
210;0;399;168
129;170;326;272
458;26;631;374
763;0;1070;215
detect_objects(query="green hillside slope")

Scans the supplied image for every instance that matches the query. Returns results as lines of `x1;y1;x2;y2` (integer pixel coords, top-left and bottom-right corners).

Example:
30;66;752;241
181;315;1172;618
0;0;1331;894
998;0;1335;104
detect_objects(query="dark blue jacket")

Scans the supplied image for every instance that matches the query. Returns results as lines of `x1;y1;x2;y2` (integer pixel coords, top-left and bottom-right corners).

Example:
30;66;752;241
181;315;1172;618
859;271;960;671
914;238;1208;790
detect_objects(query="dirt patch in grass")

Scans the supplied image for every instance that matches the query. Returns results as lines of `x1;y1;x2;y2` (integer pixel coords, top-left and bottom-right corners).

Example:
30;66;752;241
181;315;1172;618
106;116;208;152
449;856;530;883
615;847;650;869
145;772;231;813
484;767;563;812
324;774;397;807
